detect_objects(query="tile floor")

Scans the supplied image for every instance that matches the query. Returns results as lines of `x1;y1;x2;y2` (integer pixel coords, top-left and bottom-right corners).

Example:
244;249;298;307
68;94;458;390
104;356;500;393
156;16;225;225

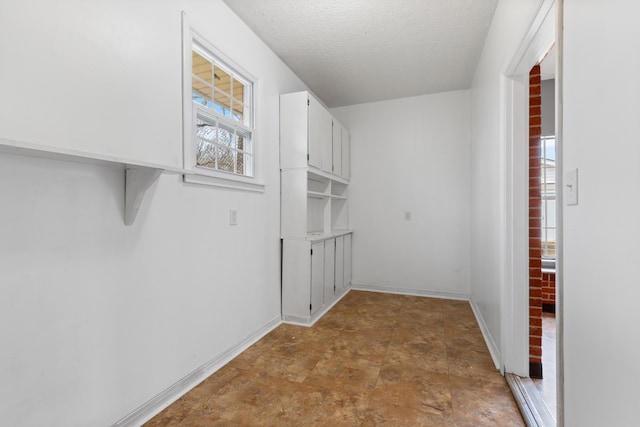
533;312;557;417
145;291;525;426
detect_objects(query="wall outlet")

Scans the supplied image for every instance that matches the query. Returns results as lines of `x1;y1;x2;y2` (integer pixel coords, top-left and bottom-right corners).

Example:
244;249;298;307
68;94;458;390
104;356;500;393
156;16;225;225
229;209;238;225
404;211;412;221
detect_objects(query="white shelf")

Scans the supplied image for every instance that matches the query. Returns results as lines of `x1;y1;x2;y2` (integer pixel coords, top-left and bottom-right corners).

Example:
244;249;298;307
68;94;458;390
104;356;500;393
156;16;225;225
307;191;330;199
0;136;185;225
305;229;353;241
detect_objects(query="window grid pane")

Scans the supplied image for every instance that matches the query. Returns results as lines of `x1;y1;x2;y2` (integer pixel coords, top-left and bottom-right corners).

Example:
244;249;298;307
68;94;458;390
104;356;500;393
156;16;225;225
540;136;556;258
191;43;254;178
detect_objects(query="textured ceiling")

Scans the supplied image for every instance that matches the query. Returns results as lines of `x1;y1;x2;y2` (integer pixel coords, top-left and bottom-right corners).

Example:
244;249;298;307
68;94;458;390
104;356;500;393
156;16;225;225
223;0;499;108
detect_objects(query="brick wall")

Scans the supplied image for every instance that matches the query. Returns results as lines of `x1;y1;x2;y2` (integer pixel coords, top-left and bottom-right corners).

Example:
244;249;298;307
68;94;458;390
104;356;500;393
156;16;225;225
542;270;556;311
529;65;543;378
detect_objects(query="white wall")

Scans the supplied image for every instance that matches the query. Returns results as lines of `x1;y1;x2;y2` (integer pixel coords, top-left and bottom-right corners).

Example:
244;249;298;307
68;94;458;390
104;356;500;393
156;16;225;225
0;1;306;426
562;1;640;425
332;91;471;297
469;0;543;364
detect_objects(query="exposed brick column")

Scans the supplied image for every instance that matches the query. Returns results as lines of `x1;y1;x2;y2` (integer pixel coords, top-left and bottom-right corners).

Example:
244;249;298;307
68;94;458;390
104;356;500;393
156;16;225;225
529;65;543;379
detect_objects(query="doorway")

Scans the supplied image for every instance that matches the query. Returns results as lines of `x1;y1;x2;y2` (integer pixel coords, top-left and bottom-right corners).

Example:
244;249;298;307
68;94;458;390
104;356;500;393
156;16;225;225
529;50;558;417
501;0;562;425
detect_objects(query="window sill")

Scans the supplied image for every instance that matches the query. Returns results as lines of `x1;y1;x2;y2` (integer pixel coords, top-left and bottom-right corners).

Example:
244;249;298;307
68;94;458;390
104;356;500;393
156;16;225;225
183;172;265;193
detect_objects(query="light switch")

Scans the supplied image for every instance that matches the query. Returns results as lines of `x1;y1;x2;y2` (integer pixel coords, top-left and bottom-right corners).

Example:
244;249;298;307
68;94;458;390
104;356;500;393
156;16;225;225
229;209;238;225
565;169;578;205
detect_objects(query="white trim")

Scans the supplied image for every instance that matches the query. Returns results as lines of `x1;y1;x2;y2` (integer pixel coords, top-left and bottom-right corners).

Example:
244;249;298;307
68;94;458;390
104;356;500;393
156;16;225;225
183;173;265;193
111;315;282;427
500;0;562;424
282;285;351;327
501;71;531;377
181;11;260;187
501;0;557;376
470;298;503;371
0;136;186;173
506;373;556;427
350;283;469;301
554;2;564;424
503;0;556;76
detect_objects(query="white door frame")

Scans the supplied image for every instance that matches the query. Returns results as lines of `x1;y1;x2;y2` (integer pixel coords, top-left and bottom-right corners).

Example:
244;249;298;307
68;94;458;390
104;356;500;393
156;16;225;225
500;0;558;381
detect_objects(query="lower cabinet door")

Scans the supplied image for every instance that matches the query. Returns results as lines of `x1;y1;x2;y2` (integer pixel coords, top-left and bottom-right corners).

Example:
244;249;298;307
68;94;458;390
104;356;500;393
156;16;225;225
323;238;335;304
344;233;352;286
335;236;345;292
310;241;324;315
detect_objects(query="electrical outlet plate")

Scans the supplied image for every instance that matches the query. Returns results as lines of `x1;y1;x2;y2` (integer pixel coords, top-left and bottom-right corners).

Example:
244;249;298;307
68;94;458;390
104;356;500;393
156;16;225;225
230;209;238;225
404;211;412;221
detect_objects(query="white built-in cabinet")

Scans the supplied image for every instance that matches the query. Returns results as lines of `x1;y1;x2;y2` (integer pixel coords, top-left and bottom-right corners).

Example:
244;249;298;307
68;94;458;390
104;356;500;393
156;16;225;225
282;235;352;323
280;90;352;325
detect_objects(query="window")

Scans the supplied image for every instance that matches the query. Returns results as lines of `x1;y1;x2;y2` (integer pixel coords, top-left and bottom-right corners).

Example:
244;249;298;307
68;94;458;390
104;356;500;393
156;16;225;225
541;136;556;258
182;14;261;190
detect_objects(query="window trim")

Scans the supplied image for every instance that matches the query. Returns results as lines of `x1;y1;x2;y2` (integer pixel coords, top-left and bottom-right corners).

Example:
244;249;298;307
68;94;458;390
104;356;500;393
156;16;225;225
181;12;264;192
540;135;556;259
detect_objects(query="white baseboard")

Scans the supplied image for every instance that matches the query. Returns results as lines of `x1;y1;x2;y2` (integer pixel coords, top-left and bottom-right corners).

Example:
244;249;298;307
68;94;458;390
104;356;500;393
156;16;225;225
111;315;282;427
351;283;470;301
283;285;351;327
469;298;503;371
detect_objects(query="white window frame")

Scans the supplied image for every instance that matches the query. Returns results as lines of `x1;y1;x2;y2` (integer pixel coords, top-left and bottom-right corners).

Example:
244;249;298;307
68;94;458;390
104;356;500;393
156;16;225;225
540;135;556;260
181;12;263;192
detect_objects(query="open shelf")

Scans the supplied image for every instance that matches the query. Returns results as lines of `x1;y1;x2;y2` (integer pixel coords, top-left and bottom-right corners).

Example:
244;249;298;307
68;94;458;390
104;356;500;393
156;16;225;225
307;191;330;199
331;181;348;198
0;136;186;225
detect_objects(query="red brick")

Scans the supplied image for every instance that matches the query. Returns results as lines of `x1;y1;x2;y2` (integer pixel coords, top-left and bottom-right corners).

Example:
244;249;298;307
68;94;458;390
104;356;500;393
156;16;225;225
530;85;541;96
529;96;542;107
529;116;542;126
529;156;542;168
529;228;541;238
530;72;541;85
530;326;543;337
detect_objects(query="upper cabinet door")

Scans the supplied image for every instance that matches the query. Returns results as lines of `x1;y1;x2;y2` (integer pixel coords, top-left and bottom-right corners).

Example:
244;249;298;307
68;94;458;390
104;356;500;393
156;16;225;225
307;95;324;170
320;107;333;174
332;120;342;177
341;127;350;180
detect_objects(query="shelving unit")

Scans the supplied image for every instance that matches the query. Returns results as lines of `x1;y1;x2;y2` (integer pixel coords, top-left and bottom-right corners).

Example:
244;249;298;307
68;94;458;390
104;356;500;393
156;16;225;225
280;90;353;325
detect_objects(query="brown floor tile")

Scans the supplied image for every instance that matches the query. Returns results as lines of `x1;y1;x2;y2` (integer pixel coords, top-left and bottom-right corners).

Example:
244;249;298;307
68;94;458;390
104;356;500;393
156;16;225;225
304;353;381;392
202;370;299;425
450;375;525;426
144;290;525;426
384;339;449;375
370;364;452;419
270;383;370;426
327;328;392;362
